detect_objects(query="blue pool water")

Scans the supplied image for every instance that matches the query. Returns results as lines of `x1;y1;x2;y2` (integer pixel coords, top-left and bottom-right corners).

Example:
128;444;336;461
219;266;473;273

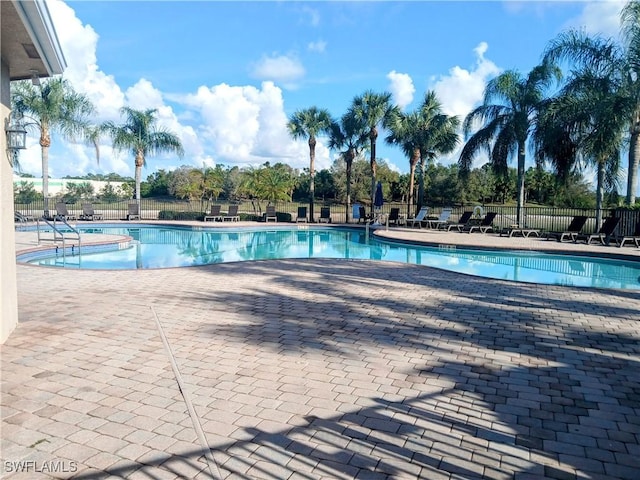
19;225;640;289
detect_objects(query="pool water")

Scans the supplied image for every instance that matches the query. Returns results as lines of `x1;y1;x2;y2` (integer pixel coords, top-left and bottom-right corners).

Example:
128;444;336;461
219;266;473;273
21;225;640;290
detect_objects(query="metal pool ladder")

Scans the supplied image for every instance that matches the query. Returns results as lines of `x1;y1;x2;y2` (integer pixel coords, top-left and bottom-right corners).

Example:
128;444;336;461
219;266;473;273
36;217;82;263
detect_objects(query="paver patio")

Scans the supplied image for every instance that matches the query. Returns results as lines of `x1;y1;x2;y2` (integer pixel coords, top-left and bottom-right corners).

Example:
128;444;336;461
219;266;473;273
2;226;639;479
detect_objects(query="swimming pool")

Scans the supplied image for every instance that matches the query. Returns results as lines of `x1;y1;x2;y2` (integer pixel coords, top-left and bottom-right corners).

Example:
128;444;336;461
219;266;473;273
18;225;640;289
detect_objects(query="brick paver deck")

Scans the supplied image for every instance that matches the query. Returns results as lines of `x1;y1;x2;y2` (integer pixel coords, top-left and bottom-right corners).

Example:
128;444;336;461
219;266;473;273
2;225;639;479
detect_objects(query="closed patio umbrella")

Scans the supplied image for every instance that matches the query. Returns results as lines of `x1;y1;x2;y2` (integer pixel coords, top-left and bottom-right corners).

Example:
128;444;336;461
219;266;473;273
374;182;384;224
374;181;384;209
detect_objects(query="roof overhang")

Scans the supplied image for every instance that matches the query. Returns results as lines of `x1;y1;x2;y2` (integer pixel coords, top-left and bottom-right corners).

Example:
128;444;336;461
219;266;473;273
1;0;66;80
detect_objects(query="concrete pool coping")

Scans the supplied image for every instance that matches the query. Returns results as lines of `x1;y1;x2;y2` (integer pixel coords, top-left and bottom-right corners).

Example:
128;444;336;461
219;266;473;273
3;221;640;479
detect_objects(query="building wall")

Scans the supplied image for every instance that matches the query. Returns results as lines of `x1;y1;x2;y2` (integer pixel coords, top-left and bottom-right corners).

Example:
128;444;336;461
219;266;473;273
1;59;19;343
13;176;126;196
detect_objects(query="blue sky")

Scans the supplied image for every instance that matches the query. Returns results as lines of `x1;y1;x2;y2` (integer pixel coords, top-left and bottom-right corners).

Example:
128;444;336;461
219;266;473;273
16;1;629;189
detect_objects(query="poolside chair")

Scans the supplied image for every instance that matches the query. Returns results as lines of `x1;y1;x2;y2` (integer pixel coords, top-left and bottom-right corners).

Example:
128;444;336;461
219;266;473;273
318;207;332;223
387;207;403;226
223;205;240;221
265;205;277;222
575;216;620;245
427;208;453;229
406;207;430;228
441;211;473;232
357;205;373;224
55;202;76;221
499;223;541;238
204;204;223;222
79;203;103;221
296;206;308;223
544;215;588;242
14;211;35;223
125;203;140;220
465;212;497;233
615;220;640;248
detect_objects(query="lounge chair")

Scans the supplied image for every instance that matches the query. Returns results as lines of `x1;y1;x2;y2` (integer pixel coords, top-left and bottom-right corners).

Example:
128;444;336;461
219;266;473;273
441;211;473;232
575;216;620;245
319;207;331;223
296;206;308;223
427;208;453;229
387;207;403;226
465;212;497;233
204;204;222;222
55;202;76;221
500;223;541;238
126;203;140;220
14;211;35;223
615;220;640;248
406;207;430;228
265;205;277;222
544;215;588;242
79;203;103;221
357;205;373;224
223;205;240;222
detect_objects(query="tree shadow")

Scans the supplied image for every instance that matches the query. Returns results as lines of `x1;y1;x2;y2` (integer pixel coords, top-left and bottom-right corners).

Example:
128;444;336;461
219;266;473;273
151;258;640;479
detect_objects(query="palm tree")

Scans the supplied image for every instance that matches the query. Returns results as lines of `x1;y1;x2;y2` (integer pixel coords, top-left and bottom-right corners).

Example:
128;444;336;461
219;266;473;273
537;72;625;229
103;107;184;202
287;107;334;222
328;111;367;222
350;90;396;215
459;63;561;227
543;0;640;205
11;77;96;216
387;91;460;217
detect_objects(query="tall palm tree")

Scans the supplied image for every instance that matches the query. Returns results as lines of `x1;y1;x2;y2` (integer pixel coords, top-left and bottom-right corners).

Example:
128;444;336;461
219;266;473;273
328;111;368;222
103;107;184;202
538;72;625;229
350;91;396;215
386;110;421;216
543;0;640;205
459;63;561;227
387;91;460;216
11;77;96;216
287;107;334;222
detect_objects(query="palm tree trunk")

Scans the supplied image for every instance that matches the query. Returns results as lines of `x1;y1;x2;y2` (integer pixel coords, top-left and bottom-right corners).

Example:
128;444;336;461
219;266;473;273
407;148;419;218
135;151;144;202
370;130;378;216
627;125;640;206
41;146;50;217
345;154;353;223
417;157;425;214
596;161;605;231
309;136;316;223
40;128;51;217
516;145;526;227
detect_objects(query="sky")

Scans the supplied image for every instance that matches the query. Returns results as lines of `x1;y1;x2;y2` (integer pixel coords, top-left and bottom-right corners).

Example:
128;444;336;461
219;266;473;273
15;0;630;189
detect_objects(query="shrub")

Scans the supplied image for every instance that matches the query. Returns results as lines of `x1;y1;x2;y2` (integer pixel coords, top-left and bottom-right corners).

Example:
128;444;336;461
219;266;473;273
158;210;204;221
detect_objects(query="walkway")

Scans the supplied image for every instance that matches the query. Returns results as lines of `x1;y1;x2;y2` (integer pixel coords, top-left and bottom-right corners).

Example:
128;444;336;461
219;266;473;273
2;224;639;479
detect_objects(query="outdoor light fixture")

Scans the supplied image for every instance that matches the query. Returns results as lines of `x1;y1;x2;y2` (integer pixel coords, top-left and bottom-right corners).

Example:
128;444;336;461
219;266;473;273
5;113;27;165
30;69;41;86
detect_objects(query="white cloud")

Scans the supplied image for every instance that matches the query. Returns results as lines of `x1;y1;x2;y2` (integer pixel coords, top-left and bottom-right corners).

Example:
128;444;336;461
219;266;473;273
182;81;327;170
386;71;415;110
308;40;327;53
48;0;124;122
301;6;321;27
428;42;501;167
563;0;625;38
250;54;306;89
431;42;501;119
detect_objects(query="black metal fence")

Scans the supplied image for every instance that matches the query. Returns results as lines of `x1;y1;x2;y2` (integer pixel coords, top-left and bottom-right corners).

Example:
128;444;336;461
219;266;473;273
13;198;640;236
